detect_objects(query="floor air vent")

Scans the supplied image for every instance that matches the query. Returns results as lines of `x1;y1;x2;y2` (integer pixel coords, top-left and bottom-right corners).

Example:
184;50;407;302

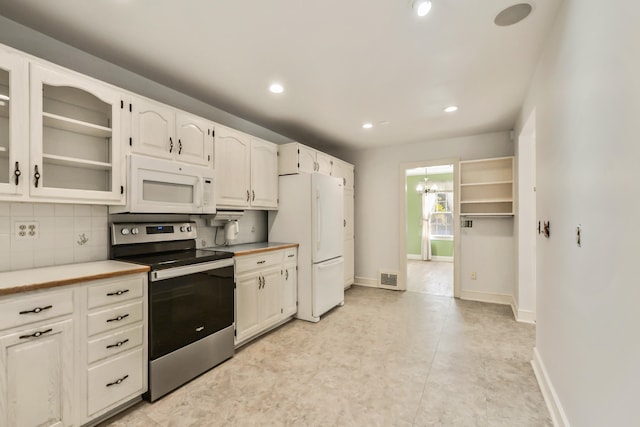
379;271;399;290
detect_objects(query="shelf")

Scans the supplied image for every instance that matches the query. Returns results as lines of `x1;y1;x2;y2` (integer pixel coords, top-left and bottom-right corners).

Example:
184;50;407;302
42;153;112;171
43;112;112;138
461;199;513;204
460;180;512;187
461;213;514;217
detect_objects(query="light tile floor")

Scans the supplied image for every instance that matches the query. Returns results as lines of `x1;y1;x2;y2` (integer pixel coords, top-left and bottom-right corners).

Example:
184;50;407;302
101;286;551;426
407;260;453;297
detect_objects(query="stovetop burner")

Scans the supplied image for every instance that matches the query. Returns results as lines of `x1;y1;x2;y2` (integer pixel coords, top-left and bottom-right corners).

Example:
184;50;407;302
110;221;233;270
114;248;233;270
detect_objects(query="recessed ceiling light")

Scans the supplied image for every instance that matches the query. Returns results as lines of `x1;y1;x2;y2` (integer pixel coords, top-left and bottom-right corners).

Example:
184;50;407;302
362;123;373;129
494;3;533;27
444;105;458;113
269;83;284;94
413;0;432;17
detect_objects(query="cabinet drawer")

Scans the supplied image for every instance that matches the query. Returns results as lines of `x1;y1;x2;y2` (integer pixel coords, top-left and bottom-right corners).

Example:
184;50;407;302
283;248;297;263
235;251;283;274
87;276;144;309
0;289;73;331
88;301;143;337
88;324;143;364
87;348;144;416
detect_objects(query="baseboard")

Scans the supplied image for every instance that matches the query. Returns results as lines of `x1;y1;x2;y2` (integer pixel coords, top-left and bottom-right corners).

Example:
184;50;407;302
460;290;512;305
354;276;378;288
510;296;536;324
532;347;570;427
407;254;422;260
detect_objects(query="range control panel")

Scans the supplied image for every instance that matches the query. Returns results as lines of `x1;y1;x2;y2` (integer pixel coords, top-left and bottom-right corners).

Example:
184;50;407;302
111;222;197;245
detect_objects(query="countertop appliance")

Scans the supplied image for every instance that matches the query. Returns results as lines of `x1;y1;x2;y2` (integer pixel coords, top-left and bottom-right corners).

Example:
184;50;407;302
268;173;344;322
110;221;234;402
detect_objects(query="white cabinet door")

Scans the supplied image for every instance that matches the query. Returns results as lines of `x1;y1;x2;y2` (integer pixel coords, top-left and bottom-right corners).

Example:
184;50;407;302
259;267;282;329
250;137;278;209
29;63;124;203
282;262;297;317
297;145;316;174
344;187;354;240
215;126;251;208
0;48;28;199
316;151;333;176
332;159;354;190
0;318;73;427
235;274;260;344
175;112;213;167
344;238;354;288
130;96;175;161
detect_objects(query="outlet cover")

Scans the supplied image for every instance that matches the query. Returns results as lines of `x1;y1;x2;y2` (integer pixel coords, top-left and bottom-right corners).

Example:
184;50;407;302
15;221;39;240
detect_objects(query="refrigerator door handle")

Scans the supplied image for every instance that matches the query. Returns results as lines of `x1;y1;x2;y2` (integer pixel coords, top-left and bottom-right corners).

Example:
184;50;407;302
316;189;322;250
318;257;343;268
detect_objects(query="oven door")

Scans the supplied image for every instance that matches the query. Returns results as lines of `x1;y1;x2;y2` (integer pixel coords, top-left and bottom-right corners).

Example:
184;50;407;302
149;259;234;360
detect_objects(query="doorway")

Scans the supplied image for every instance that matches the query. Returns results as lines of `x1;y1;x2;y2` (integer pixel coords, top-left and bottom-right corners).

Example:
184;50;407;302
402;162;459;297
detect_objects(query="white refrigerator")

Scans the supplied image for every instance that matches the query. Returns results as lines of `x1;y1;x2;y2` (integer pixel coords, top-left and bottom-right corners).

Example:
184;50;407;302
268;173;344;322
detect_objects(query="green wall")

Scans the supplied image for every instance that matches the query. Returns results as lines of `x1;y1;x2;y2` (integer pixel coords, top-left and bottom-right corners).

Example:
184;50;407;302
406;175;426;255
431;239;454;257
406;172;454;257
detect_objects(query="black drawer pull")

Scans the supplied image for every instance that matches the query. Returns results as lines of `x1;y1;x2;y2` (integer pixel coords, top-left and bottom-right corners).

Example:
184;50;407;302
287;254;295;258
106;339;129;349
257;260;266;264
19;305;52;315
19;328;52;339
106;289;130;297
106;375;129;387
106;314;129;323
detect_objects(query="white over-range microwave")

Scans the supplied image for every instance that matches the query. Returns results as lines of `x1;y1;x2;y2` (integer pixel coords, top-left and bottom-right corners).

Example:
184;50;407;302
110;154;216;214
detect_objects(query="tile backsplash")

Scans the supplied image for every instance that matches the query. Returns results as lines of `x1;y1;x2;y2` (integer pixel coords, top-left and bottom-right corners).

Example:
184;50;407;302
0;202;109;272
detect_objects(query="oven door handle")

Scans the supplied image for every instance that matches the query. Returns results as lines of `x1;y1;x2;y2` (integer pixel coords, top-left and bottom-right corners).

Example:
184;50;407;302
151;258;235;282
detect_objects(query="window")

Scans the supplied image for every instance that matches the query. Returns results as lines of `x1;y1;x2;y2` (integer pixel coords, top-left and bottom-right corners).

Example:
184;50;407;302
430;192;453;237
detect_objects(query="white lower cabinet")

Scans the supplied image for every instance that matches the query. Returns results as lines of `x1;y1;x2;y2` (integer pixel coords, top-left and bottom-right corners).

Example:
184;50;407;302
0;272;148;427
81;275;147;425
234;247;297;347
0;318;74;427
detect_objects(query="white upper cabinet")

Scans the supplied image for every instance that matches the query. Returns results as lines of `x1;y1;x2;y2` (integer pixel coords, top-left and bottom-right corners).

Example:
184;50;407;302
130;97;175;161
315;151;333;176
29;63;124;204
215;126;278;210
250;137;278;209
0;47;28;200
175;112;214;167
130;96;213;167
279;142;334;176
332;159;355;190
215;126;251;208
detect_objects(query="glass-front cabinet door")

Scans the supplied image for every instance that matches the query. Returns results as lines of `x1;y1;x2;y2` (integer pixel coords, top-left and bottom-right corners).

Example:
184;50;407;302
29;63;124;203
0;48;28;199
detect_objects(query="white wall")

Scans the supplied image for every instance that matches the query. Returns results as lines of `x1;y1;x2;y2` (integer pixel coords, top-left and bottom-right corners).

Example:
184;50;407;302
516;0;640;425
342;131;514;297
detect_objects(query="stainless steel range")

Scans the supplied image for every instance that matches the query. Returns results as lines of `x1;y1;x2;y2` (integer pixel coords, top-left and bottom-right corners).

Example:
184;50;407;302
110;221;234;402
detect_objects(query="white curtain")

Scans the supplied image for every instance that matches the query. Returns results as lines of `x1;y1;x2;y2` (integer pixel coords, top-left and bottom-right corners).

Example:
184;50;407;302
421;191;437;261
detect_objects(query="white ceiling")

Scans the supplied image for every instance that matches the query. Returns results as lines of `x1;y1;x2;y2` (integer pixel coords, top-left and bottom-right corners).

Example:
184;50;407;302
0;0;561;152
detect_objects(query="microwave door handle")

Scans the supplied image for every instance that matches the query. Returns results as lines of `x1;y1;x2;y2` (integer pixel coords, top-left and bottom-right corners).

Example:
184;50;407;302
195;177;203;209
